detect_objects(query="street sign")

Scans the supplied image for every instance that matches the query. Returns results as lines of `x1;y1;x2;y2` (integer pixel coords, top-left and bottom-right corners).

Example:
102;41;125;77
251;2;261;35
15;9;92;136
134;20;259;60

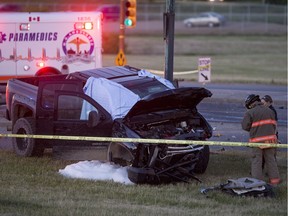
198;57;211;83
115;49;127;66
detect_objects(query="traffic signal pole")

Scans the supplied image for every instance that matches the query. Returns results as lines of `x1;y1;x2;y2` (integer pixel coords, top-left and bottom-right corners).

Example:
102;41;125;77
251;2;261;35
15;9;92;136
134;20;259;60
116;0;137;66
164;0;175;83
115;0;127;66
119;0;125;52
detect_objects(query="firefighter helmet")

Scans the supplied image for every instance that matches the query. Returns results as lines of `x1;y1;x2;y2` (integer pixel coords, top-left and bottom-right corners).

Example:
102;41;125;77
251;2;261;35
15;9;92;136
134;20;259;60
245;94;260;109
262;95;273;103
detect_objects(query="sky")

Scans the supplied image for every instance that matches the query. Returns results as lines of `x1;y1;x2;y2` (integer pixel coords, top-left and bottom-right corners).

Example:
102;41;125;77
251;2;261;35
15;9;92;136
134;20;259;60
59;160;134;185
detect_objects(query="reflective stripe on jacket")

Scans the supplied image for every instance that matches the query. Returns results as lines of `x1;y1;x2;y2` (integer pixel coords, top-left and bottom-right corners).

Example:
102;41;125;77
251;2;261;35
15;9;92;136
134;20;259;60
251;119;276;127
249;134;277;143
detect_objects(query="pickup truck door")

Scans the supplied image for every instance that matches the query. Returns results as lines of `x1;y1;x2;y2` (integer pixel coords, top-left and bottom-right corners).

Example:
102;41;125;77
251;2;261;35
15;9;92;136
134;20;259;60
52;91;112;139
36;80;112;141
36;80;83;135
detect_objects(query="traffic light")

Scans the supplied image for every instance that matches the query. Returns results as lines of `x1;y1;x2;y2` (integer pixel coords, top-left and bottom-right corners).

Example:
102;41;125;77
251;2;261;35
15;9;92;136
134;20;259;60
124;0;137;28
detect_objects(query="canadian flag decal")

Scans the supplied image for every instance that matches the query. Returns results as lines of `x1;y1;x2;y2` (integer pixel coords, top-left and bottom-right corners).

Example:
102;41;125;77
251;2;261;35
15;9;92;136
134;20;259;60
29;16;40;22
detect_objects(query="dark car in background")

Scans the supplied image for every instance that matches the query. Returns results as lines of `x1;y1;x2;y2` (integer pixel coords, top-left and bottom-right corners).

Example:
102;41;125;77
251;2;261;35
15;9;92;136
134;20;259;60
0;4;22;12
183;12;226;27
96;4;120;21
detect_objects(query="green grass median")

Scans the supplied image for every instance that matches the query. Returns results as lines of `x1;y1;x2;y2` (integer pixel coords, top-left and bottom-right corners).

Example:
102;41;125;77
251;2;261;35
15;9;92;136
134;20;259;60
0;150;286;216
103;35;287;84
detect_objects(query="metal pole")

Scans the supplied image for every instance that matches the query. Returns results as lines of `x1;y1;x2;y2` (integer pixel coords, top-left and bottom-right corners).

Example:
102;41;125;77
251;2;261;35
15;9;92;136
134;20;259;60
164;0;175;82
115;0;127;66
119;0;125;52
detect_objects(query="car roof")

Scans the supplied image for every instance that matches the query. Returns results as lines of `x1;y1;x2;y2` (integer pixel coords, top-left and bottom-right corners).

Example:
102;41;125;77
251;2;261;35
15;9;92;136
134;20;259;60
69;66;141;82
200;12;223;17
68;65;172;98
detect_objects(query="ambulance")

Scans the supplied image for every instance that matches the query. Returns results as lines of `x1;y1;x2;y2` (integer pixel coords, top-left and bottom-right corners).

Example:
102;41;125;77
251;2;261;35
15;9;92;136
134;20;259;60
0;12;102;85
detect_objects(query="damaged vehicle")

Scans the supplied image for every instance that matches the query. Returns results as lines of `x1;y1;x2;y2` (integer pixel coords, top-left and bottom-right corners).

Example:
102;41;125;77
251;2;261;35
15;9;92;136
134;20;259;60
6;66;213;184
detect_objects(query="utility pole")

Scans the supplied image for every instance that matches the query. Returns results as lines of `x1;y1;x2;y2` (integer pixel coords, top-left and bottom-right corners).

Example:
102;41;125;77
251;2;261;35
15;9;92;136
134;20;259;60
164;0;175;82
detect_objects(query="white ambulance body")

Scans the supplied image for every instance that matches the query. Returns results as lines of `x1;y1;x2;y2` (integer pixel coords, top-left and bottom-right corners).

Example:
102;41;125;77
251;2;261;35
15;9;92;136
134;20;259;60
0;12;102;84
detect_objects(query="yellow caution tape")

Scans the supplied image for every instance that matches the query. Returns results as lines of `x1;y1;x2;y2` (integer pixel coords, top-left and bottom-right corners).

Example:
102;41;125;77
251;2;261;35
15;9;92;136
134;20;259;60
147;69;199;75
1;133;287;148
198;64;211;71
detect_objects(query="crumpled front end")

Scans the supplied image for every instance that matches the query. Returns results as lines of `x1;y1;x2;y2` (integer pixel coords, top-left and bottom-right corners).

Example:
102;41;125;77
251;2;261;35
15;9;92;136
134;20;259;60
110;106;212;184
127;144;206;184
108;87;213;184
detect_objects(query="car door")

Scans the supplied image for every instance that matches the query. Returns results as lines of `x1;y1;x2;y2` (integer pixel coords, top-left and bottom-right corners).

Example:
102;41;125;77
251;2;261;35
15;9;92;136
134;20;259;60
198;14;209;26
53;91;112;139
36;80;113;146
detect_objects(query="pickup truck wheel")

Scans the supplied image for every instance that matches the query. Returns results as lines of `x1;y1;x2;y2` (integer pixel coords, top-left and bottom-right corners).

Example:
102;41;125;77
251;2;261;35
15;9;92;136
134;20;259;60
193;145;210;174
12;118;44;157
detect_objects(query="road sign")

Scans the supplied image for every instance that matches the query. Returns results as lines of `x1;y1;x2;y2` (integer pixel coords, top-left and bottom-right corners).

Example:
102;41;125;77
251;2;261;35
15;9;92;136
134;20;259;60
115;49;127;66
198;57;211;83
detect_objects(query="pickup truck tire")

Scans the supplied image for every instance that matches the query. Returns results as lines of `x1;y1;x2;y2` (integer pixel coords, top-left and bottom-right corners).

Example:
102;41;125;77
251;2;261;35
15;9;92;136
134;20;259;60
12;117;44;157
193;145;210;174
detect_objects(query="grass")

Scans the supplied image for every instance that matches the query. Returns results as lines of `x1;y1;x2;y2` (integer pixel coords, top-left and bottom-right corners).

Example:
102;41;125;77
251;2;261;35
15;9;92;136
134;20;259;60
0;149;287;216
103;35;287;84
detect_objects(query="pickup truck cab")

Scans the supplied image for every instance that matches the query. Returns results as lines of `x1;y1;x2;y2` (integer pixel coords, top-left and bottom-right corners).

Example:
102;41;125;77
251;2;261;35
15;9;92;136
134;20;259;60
6;65;213;184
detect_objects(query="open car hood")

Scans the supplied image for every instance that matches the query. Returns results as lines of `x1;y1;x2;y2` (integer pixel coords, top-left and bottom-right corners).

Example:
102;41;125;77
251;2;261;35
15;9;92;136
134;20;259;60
124;87;212;119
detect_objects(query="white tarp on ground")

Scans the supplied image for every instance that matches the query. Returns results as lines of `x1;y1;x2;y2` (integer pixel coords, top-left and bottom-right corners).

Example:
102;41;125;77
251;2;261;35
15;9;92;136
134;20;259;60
59;160;134;185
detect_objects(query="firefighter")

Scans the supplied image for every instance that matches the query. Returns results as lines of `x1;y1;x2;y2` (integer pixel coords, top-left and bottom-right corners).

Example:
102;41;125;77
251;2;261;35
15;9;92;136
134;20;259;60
261;95;278;121
242;94;281;185
261;95;279;139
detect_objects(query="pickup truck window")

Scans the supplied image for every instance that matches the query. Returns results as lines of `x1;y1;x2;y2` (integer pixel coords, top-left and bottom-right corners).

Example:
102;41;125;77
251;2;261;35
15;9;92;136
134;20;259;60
121;80;170;98
41;83;82;109
57;95;98;121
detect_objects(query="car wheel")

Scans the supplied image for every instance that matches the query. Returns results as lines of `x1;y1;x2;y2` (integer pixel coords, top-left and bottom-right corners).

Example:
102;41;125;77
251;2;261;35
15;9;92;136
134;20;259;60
185;22;193;28
208;23;215;27
12;117;44;157
194;145;210;174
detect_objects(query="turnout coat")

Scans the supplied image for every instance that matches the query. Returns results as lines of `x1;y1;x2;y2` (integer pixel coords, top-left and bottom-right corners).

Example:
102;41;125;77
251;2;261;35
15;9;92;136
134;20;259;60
242;102;277;144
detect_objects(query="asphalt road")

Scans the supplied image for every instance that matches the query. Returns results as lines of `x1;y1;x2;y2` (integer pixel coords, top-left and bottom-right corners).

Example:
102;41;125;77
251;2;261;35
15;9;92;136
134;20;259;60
103;20;287;36
179;81;287;150
0;82;287;152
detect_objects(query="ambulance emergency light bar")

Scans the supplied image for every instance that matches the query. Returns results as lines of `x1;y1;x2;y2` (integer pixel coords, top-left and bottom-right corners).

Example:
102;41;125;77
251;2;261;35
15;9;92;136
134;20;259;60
74;22;93;30
19;23;30;31
19;22;94;31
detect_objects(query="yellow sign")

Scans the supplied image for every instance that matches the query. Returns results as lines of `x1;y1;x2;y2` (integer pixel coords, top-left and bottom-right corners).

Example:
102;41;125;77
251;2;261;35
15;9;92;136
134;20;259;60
115;50;127;66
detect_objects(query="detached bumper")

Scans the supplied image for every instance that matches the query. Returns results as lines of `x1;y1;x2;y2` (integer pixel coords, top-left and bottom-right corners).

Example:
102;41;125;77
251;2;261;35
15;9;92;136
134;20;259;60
127;167;158;184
